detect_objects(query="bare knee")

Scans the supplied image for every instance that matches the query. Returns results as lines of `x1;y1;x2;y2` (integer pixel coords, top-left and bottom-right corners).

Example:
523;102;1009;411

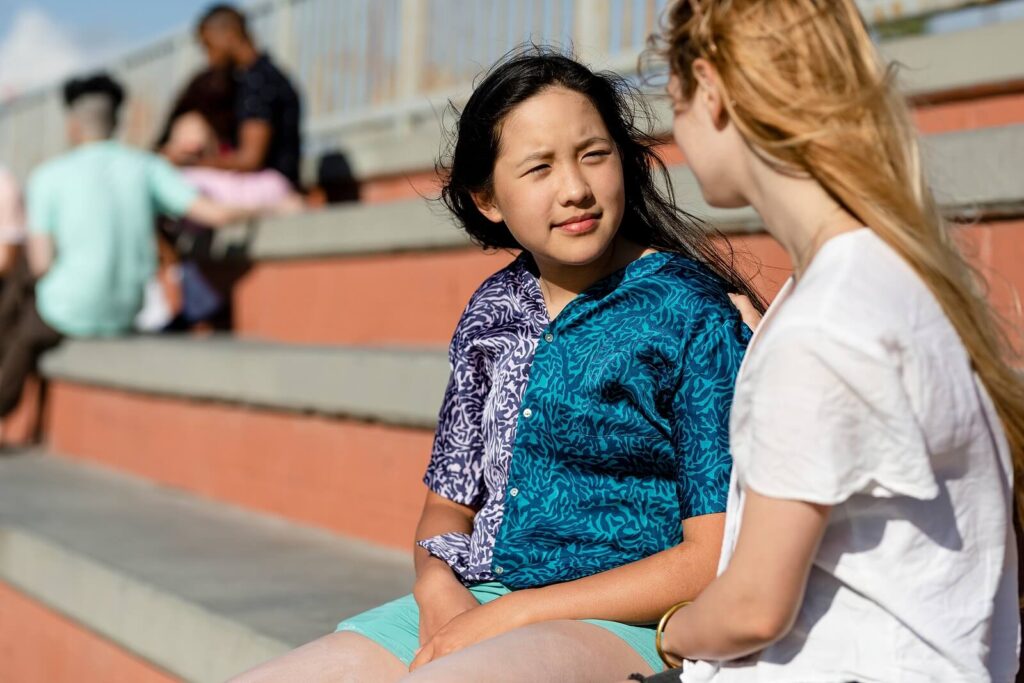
230;631;405;683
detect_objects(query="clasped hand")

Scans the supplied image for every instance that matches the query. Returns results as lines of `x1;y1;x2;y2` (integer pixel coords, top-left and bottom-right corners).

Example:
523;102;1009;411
410;590;533;671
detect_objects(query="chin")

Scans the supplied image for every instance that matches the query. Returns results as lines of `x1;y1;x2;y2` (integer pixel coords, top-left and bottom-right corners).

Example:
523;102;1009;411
546;235;615;267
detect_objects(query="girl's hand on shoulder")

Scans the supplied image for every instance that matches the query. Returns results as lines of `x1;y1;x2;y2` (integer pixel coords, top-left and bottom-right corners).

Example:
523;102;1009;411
729;293;763;331
409;589;535;671
413;563;480;646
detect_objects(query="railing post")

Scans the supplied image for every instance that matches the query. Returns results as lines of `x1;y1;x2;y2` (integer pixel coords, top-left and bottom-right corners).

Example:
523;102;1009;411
275;0;297;73
573;0;612;65
397;0;429;101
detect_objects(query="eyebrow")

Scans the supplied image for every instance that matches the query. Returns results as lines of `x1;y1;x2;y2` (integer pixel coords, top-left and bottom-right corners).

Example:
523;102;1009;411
514;136;612;168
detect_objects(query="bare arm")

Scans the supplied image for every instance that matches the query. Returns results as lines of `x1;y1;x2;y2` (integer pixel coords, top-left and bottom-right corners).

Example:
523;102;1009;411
509;512;725;625
0;243;16;276
26;234;53;278
183;196;259;228
410;511;727;670
414;490;475;580
412;490;481;645
661;490;830;662
197;120;272;173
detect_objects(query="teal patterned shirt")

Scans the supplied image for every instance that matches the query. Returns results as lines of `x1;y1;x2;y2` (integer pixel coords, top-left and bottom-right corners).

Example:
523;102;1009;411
423;250;751;589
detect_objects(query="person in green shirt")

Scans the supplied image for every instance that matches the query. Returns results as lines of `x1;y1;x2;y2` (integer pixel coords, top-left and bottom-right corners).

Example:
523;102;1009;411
0;73;253;447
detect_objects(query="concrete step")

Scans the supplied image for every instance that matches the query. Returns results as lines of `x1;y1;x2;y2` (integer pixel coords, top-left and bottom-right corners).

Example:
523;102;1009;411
204;125;1024;346
0;452;414;682
41;336;449;429
35;337;445;548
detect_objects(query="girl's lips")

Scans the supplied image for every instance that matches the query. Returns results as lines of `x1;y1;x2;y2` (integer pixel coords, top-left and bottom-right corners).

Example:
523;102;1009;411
555;217;598;235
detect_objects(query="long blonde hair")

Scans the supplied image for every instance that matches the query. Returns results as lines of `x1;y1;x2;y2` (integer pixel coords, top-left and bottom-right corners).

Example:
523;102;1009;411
656;0;1024;529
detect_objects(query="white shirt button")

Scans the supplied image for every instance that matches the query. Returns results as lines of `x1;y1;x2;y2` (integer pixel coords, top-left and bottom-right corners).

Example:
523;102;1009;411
544;332;554;343
494;566;504;575
522;408;533;418
510;487;519;497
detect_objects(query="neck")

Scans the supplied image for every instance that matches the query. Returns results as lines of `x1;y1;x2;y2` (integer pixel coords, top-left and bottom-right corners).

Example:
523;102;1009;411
534;235;646;319
73;134;108;146
745;161;862;279
234;43;260;69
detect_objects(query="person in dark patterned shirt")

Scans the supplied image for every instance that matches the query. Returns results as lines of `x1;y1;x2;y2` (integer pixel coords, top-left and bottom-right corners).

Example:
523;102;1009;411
231;48;762;683
193;4;302;188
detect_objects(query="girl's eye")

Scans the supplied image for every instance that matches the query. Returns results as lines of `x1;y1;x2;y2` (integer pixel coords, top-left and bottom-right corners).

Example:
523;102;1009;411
583;150;611;161
526;164;550;175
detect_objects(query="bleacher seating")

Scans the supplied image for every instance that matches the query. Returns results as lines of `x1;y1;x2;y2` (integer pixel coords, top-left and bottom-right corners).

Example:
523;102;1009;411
1;15;1023;682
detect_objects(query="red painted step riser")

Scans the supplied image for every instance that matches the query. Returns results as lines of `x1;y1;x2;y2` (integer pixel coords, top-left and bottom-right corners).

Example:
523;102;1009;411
230;224;1024;347
45;382;433;551
0;581;178;683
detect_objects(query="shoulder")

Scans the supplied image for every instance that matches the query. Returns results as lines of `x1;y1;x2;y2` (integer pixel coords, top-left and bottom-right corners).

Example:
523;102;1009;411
453;255;532;341
29;155;67;183
27;156;67;196
646;253;744;325
95;143;152;170
772;230;944;358
245;56;293;88
0;167;18;194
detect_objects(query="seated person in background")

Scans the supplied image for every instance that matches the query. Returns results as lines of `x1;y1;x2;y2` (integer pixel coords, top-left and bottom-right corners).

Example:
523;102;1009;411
0;73;254;447
0;166;29;361
158;66;302;214
193;3;303;190
148;65;302;332
0;166;23;277
166;112;301;214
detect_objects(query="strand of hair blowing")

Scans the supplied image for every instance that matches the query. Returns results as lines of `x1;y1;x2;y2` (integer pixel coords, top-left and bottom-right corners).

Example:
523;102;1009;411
661;0;1024;551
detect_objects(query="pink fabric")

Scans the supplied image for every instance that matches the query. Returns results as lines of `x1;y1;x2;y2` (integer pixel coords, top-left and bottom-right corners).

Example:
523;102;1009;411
0;167;25;244
181;167;295;209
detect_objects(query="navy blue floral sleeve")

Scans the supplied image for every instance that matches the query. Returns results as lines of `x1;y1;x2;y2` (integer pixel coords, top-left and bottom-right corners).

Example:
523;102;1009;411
423;312;490;509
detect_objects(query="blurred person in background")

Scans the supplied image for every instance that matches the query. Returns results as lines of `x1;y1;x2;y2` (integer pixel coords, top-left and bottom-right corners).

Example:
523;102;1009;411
150;65;302;332
157;66;303;212
192;3;303;190
0;167;24;275
0;166;29;362
0;73;255;448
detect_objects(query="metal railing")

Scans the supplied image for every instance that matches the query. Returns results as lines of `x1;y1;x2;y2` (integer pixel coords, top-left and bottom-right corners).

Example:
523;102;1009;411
0;0;997;181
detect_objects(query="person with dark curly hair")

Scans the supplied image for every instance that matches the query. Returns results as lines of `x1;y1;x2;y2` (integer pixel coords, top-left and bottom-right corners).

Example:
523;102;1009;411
191;3;302;189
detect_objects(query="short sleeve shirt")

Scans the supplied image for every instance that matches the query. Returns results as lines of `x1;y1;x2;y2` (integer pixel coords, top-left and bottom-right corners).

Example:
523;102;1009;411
236;54;302;187
683;230;1019;682
421;251;750;589
27;141;198;336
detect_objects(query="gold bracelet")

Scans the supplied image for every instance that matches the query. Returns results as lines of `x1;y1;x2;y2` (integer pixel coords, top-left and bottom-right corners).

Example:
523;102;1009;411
655;600;691;669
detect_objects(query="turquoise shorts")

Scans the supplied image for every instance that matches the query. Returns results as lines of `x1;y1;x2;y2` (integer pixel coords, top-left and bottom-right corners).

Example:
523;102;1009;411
336;581;663;673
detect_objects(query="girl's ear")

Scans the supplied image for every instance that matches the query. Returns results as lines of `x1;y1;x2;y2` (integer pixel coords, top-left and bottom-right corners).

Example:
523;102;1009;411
471;190;504;224
692;58;727;128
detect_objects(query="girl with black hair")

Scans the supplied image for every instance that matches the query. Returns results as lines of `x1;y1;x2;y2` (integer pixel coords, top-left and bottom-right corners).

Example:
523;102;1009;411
233;47;760;683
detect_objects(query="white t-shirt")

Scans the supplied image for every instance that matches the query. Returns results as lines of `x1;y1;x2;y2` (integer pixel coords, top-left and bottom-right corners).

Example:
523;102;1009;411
683;229;1020;683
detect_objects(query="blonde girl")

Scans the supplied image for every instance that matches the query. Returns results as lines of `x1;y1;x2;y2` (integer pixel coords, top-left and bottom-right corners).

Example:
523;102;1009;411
648;1;1023;681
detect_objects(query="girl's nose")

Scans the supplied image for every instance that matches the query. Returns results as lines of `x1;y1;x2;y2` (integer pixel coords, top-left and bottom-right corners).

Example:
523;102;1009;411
559;165;592;206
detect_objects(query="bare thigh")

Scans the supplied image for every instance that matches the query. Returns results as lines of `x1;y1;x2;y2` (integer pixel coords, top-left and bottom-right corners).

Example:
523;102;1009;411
228;631;408;683
401;620;655;683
